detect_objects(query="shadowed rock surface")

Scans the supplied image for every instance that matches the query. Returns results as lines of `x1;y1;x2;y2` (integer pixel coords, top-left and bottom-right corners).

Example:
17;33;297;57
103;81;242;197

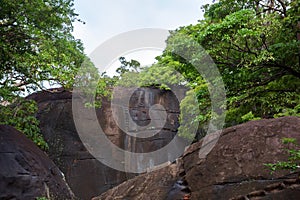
93;116;300;200
0;125;74;200
28;89;128;200
28;87;186;199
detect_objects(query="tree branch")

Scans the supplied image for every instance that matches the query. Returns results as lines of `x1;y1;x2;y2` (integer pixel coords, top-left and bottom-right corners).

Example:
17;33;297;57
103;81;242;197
264;63;300;78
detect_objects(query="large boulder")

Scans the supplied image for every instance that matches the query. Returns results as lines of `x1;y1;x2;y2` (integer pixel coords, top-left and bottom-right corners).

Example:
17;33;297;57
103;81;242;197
93;116;300;199
0;125;74;200
182;116;300;199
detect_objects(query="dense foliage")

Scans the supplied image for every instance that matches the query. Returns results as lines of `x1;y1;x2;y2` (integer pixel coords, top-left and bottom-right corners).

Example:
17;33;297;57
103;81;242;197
1;0;299;147
0;0;84;96
173;0;300;138
116;0;300;140
0;0;85;148
0;99;48;149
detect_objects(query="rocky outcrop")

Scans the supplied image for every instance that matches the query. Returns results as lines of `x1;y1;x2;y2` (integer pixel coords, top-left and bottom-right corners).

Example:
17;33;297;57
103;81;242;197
93;116;300;199
114;86;185;153
0;125;74;200
28;87;185;199
28;89;128;200
92;161;186;200
182;116;300;199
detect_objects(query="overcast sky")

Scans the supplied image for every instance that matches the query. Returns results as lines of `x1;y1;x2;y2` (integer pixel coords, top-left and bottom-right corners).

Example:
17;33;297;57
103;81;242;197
72;0;212;74
72;0;212;53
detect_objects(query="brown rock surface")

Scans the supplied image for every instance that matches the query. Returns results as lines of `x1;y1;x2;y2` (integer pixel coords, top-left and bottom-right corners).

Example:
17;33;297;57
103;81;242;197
28;89;128;200
182;116;300;199
28;87;185;199
0;125;74;200
92;162;186;200
93;116;300;199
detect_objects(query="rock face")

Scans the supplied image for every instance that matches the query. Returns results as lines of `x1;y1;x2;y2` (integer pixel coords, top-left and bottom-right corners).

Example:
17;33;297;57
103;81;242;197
94;116;300;199
0;125;74;200
28;89;127;200
114;87;184;153
92;162;186;200
28;87;185;199
183;116;300;199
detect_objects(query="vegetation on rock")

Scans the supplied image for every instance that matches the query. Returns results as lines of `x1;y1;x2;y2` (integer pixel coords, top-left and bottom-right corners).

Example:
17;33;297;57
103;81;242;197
113;0;300;140
1;0;299;147
0;0;85;148
265;137;300;173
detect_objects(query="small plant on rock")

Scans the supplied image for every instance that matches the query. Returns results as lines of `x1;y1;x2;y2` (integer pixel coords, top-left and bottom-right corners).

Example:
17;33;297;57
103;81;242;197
265;138;300;173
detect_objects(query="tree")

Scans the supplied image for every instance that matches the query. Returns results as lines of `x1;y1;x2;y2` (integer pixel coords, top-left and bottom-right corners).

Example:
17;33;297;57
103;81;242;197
74;56;113;108
162;0;300;134
117;0;300;140
0;0;85;148
116;57;186;89
0;0;84;100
